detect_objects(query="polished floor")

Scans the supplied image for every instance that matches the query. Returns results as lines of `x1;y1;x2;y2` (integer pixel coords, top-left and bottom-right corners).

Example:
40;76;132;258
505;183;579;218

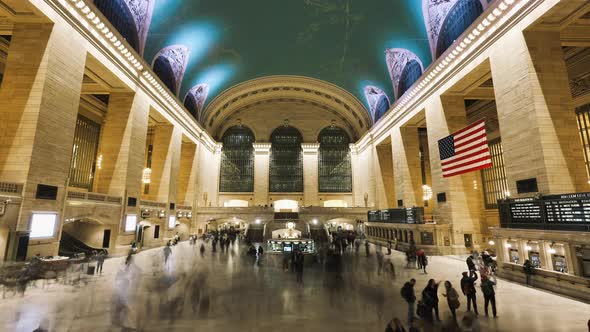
0;240;589;332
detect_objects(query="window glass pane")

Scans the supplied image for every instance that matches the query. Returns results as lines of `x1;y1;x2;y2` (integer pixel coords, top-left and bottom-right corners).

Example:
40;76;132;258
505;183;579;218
30;213;57;238
219;126;255;192
270;126;303;192
318;126;352;192
481;139;508;209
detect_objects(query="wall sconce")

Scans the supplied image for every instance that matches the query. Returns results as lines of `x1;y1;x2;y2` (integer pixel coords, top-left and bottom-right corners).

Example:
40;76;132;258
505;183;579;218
488;239;495;246
255;218;261;224
312;219;318;225
525;241;532;251
548;242;557;254
422;185;433;201
504;190;511;198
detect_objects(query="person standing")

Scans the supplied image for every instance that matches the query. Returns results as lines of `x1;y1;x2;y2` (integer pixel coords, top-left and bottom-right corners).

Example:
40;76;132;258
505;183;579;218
401;279;417;324
377;249;385;275
96;250;105;274
200;243;206;257
480;276;497;318
442;280;460;320
460;271;479;315
523;259;535;286
365;241;371;257
422;279;441;321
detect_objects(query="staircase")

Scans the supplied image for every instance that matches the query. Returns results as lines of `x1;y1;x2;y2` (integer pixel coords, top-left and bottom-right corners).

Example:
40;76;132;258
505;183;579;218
59;231;106;258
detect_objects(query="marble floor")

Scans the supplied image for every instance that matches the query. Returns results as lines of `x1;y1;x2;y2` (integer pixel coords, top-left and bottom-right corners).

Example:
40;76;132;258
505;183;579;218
0;241;589;332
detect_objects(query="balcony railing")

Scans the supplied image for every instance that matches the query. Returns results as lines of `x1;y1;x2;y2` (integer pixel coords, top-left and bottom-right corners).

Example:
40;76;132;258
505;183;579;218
66;191;122;205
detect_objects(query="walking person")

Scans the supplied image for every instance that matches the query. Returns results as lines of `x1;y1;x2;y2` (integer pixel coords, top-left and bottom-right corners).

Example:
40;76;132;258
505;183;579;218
442;281;461;321
420;254;428;274
365;241;371;257
294;249;305;284
377;249;385;275
200;243;206;257
401;278;417;325
460;271;479;315
422;279;441;321
96;250;105;274
480;276;497;318
466;255;477;278
163;243;172;265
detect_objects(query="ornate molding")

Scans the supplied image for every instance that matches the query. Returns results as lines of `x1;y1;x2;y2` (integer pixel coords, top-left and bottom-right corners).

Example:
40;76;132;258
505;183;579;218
152;44;190;96
422;0;493;59
385;48;424;100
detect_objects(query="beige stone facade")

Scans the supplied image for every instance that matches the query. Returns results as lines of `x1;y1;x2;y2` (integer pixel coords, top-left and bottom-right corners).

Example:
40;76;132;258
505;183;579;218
0;0;589;270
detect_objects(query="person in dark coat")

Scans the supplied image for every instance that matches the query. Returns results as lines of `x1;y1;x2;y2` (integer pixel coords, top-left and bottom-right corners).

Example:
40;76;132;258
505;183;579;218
480;276;497;317
294;250;305;284
442;280;461;320
401;279;417;324
422;278;441;321
385;317;406;332
523;259;535;286
460;271;479;315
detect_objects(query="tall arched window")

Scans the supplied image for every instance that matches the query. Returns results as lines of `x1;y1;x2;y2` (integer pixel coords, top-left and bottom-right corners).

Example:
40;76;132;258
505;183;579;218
374;95;390;122
318;126;352;192
398;60;423;98
436;0;483;58
93;0;140;52
219;126;255;192
269;126;303;192
153;56;178;94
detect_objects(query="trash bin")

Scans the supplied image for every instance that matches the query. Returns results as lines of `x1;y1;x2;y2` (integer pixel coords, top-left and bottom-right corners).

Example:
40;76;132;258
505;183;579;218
87;265;95;275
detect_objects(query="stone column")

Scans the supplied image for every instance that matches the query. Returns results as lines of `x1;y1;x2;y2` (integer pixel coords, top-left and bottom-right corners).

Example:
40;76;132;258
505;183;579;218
302;143;319;206
490;29;588;195
95;92;150;200
176;140;199;206
253;143;271;206
144;124;182;203
425;94;484;252
0;22;87;258
391;126;423;207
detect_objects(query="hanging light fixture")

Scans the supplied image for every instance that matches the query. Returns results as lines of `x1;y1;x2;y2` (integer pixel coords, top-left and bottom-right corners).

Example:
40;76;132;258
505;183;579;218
142;168;152;184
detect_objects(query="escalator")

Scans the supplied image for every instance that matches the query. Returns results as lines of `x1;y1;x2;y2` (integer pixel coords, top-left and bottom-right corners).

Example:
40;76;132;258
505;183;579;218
310;228;329;244
58;231;106;258
245;228;264;243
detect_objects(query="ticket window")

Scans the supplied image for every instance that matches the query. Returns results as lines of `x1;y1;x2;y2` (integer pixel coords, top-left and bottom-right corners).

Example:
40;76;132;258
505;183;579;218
552;255;567;273
529;251;541;268
509;248;520;264
578;248;590;278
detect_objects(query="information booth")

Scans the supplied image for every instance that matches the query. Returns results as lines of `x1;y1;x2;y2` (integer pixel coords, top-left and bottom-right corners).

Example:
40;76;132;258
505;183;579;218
267;239;315;254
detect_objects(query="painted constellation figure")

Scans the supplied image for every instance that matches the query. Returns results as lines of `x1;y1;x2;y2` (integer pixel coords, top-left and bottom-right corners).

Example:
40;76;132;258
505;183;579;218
385;49;424;100
364;86;390;123
184;84;210;120
124;0;154;55
152;45;190;95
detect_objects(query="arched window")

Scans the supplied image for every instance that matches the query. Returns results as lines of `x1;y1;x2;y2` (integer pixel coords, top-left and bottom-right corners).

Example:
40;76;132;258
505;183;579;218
318;126;352;192
398;60;423;98
269;126;303;192
374;95;390;122
219;126;255;192
153;56;178;94
93;0;140;52
184;94;199;120
436;0;483;57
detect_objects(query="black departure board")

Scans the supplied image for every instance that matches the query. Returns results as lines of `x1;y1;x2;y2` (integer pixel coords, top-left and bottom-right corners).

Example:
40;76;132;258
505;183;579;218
367;207;424;224
498;192;590;231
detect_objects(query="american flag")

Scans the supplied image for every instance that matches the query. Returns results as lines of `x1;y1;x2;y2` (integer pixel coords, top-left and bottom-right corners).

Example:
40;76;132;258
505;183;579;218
438;120;492;178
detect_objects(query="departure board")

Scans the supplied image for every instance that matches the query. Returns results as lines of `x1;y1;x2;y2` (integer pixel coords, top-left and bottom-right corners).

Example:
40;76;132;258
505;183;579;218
499;192;590;231
367;207;424;224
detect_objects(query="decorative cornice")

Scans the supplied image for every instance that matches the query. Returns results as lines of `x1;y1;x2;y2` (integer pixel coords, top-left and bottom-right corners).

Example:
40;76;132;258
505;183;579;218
354;0;540;154
203;75;371;141
42;0;218;152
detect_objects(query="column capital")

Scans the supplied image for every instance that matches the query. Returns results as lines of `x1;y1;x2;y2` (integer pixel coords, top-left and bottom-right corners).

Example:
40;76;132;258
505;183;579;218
302;143;320;154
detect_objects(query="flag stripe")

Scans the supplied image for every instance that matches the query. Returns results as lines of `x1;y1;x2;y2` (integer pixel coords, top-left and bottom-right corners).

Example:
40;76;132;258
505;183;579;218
443;155;492;172
441;148;490;167
455;139;488;154
440;144;488;163
455;132;487;150
453;120;485;139
443;161;493;177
